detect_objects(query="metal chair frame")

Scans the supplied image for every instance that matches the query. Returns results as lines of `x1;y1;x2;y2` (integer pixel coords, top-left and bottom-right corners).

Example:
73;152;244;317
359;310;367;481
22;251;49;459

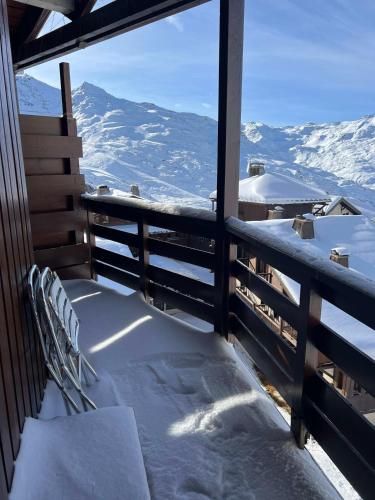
45;268;99;386
28;265;97;413
28;265;80;414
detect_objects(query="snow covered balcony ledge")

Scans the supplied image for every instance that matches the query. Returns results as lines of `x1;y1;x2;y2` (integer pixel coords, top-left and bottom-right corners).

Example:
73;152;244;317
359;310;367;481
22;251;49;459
80;195;375;498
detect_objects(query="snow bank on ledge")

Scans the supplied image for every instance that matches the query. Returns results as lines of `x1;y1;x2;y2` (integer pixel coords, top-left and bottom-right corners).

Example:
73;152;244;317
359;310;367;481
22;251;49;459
10;406;150;500
82;193;216;222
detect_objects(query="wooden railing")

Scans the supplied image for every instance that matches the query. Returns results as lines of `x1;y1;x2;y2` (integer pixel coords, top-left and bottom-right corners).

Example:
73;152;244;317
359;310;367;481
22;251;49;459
82;195;216;323
82;195;375;499
227;217;375;499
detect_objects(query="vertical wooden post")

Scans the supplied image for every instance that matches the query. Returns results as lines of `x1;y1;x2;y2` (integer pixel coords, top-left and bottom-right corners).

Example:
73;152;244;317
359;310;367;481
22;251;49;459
138;218;149;300
214;0;244;337
59;61;80;177
59;62;78;149
59;62;89;275
59;61;80;183
291;279;322;448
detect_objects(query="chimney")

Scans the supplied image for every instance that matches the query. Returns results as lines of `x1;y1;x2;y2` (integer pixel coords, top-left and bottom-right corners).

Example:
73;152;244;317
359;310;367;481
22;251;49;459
292;214;314;239
330;247;350;268
130;184;140;197
247;160;265;177
268;206;285;220
97;184;110;196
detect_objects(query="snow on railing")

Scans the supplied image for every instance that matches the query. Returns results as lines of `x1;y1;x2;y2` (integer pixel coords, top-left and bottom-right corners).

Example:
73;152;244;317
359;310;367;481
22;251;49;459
81;194;216;223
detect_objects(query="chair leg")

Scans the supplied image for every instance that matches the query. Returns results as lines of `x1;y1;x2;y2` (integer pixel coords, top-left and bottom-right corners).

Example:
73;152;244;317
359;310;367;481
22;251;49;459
81;360;91;387
62;364;97;412
46;361;80;414
81;353;100;382
77;354;83;385
63;397;72;416
77;387;97;412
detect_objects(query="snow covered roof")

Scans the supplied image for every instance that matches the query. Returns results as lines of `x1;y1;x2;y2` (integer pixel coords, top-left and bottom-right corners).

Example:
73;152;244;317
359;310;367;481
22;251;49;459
247;215;375;358
323;196;361;215
210;172;330;205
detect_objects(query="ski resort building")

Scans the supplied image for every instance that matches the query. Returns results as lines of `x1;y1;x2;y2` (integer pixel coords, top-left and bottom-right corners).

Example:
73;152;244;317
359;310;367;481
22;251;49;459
0;1;374;499
323;195;362;216
209;162;331;221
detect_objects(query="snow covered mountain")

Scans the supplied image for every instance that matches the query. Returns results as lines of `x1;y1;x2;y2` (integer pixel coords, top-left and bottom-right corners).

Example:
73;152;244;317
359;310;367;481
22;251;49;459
16;73;375;213
17;73;62;116
72;81;249;206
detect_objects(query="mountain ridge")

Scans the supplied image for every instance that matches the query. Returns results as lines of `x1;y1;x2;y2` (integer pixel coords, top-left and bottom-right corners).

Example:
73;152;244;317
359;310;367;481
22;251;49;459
16;73;375;213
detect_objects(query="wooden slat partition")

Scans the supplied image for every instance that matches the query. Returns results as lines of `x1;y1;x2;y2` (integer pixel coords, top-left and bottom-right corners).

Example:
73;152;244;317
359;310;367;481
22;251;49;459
20;62;90;279
21;135;83;158
35;243;90;270
0;2;46;495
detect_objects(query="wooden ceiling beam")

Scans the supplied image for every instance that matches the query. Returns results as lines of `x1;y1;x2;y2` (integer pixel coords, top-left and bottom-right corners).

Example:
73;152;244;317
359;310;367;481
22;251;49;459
14;0;210;70
68;0;96;20
11;7;50;47
10;0;97;60
14;0;75;15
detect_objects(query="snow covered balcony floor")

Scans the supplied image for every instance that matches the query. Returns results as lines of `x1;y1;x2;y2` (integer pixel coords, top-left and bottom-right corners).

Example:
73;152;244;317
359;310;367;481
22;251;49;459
15;279;339;500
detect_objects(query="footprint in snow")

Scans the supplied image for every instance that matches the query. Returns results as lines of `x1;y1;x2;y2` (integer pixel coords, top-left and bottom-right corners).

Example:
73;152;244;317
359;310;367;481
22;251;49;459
176;477;212;499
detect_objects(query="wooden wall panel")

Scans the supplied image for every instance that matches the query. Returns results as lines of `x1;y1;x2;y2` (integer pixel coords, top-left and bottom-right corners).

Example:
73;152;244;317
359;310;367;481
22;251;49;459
21;62;91;279
24;158;67;176
0;1;45;495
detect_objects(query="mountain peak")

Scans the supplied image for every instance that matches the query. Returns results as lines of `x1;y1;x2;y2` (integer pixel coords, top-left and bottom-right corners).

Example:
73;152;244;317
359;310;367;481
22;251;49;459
74;81;110;97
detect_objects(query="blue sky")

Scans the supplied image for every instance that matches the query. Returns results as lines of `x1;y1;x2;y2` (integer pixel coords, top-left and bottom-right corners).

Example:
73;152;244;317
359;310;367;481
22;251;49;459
27;0;375;125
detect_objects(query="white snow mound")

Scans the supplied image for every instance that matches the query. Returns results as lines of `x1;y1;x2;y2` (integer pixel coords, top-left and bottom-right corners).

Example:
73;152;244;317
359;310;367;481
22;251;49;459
10;406;150;500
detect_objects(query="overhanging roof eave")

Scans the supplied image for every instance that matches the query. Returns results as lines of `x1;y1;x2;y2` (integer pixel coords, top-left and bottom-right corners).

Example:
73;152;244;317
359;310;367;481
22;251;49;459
13;0;211;70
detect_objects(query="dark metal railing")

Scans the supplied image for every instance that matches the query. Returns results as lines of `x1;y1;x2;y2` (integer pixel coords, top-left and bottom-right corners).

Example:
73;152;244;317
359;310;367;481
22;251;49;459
82;195;375;499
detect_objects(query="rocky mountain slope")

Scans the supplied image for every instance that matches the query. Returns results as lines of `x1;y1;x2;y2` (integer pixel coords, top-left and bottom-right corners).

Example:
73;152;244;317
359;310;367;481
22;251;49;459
16;73;375;213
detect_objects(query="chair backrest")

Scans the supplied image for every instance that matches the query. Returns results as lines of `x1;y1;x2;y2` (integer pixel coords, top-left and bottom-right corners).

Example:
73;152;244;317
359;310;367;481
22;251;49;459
38;267;70;365
30;266;95;413
27;264;50;363
27;264;39;305
48;271;79;346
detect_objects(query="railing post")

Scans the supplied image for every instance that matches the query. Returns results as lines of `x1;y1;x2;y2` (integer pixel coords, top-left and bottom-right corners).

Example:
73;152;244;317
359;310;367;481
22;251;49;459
138;218;149;300
292;279;322;448
59;62;79;176
59;61;85;256
214;0;244;338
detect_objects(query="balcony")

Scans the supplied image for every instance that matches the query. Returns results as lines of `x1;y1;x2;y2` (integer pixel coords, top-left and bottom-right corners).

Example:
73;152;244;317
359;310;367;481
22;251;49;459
13;273;342;500
13;193;375;498
0;0;374;498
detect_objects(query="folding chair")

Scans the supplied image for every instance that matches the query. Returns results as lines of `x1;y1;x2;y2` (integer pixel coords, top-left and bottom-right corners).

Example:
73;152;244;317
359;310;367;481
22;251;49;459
44;268;99;386
28;265;97;413
28;265;80;415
